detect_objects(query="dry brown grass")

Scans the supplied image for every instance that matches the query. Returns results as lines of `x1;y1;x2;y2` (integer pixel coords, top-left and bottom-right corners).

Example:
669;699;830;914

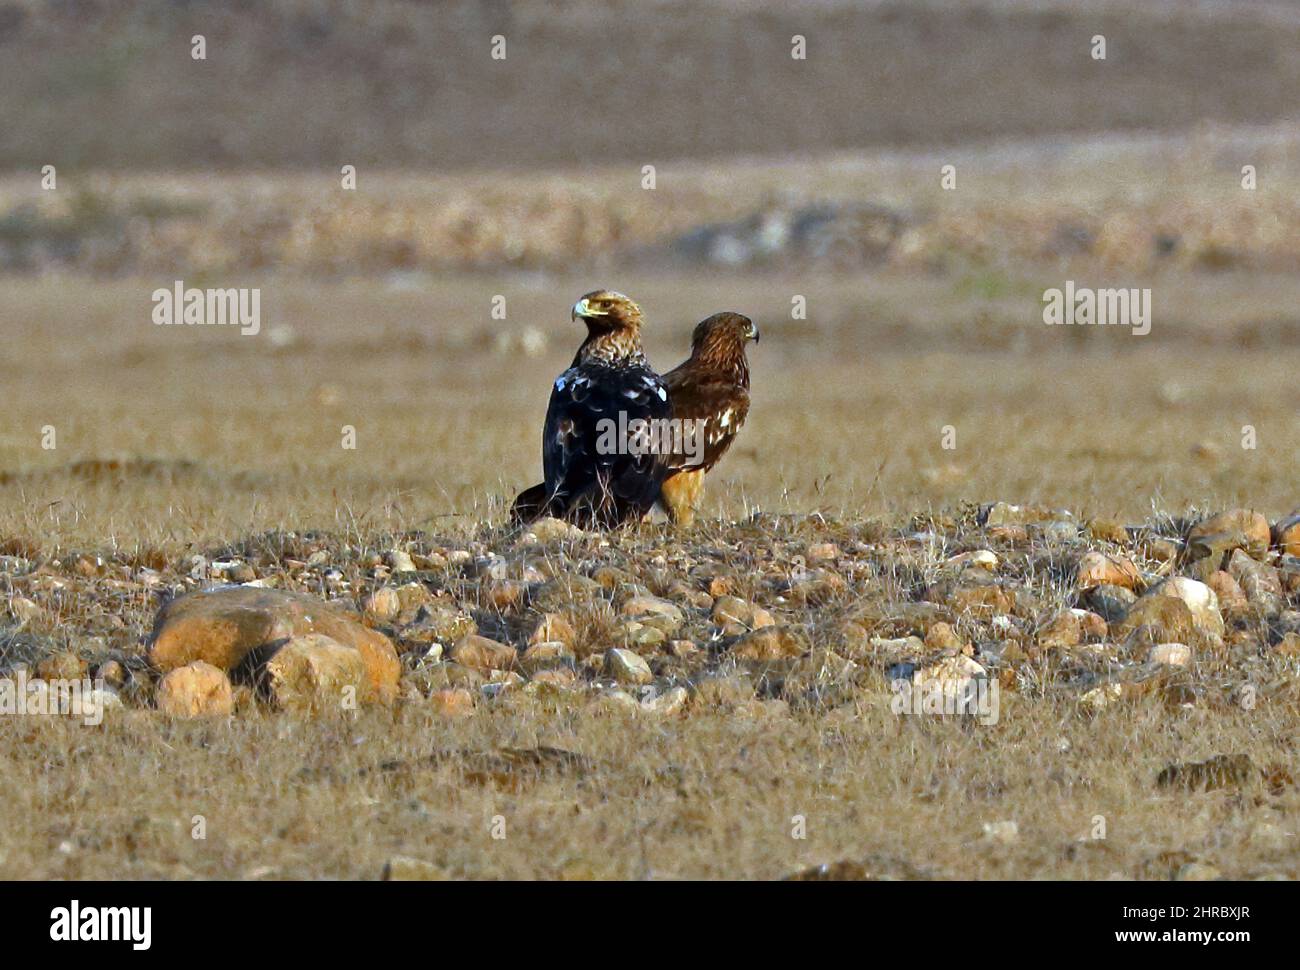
1;265;1297;554
2;692;1296;880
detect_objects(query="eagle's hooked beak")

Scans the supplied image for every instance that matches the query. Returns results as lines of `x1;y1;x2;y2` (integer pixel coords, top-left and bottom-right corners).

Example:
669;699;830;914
573;298;608;321
748;321;760;342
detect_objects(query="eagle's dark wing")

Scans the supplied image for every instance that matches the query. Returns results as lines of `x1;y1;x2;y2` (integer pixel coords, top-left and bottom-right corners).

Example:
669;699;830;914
662;368;750;474
509;482;548;525
542;362;673;527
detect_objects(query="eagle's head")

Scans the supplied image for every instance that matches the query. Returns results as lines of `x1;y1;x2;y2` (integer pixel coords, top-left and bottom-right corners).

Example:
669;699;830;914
572;290;644;334
692;311;758;357
571;290;648;365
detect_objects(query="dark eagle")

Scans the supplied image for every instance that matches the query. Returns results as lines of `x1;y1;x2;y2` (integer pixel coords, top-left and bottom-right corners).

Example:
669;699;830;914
656;311;758;526
515;290;672;529
511;308;756;528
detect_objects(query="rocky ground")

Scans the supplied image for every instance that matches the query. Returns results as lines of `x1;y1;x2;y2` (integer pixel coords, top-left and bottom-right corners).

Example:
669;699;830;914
2;503;1297;879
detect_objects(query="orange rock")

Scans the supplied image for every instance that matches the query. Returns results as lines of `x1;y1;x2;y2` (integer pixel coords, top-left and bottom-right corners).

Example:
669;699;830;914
529;612;577;647
362;587;401;623
1114;595;1196;645
263;633;368;712
1187;509;1271;560
731;625;809;661
484;579;526;610
947;584;1014;617
1228;549;1284;614
1075;551;1140;591
448;634;517;670
1205;570;1248;614
1037;610;1082;649
156;661;233;717
1274;514;1300;556
1086;518;1129;544
1076;610;1108;640
35;651;87;682
923;621;964;651
429;687;476;717
147;586;400;704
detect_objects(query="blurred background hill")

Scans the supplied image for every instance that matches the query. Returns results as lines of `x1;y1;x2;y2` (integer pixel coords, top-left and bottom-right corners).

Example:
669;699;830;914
2;0;1299;170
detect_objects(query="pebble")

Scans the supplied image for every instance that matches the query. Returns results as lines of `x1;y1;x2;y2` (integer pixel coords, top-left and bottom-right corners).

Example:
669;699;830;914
522;640;575;672
620;595;684;626
806;543;840;563
1228;549;1283;615
604;648;653;685
1149;576;1224;635
156;661;234;718
642;685;689;715
691;673;754;707
1037;611;1082;649
429;687;476;717
385;549;417;573
1085;584;1137;623
923;621;964;652
1187;509;1271;561
264;633;367;712
1146;642;1191;666
528;517;586;542
448;634;518;671
8;596;45;625
982;820;1019;844
1175;863;1221;881
363;586;402;623
1076;551;1140;591
1115;595;1196;645
945;549;999;571
618;621;667;650
731;625;809;661
913;654;988;695
35;651;87;682
529;612;577;647
1275;514;1300;556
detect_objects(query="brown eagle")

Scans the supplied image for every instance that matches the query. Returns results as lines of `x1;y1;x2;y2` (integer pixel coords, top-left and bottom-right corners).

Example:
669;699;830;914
511;308;757;528
516;290;673;529
656;311;758;526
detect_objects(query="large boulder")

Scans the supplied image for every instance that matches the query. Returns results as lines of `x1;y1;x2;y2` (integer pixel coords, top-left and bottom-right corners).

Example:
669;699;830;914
148;586;400;704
